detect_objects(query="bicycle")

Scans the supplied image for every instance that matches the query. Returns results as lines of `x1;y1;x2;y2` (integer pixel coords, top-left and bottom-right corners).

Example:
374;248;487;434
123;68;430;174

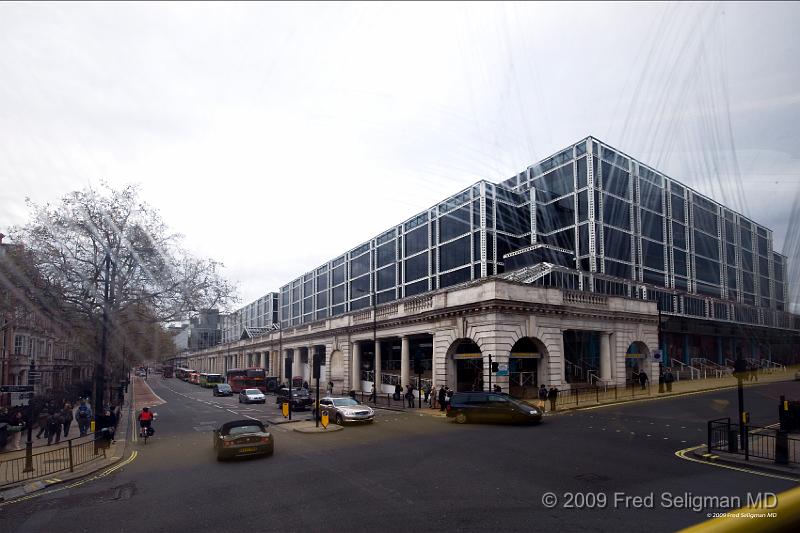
138;413;157;444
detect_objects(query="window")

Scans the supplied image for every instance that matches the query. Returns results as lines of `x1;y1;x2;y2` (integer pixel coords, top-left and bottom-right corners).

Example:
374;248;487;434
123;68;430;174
693;207;718;235
603;227;631;261
404;279;428;297
538;195;575;233
14;335;25;355
672;222;686;249
695;258;720;285
536;164;574;197
673;249;687;277
641;211;663;242
602;194;630;230
642;240;664;271
602;162;630;199
693;230;719;261
497;202;530;235
639;180;662;213
440;205;471;242
439;267;471;288
350;253;370;278
440;235;471;271
604;259;631;279
332;265;345;285
377;241;395;267
740;227;752;250
576;157;587;188
405;253;428;282
405;226;428;256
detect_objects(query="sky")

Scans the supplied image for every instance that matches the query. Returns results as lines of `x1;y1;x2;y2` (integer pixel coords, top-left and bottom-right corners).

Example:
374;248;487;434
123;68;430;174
0;1;798;310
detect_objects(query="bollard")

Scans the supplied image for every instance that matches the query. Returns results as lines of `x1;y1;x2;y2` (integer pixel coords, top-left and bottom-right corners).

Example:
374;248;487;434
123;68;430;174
775;430;789;465
727;428;738;453
68;439;74;472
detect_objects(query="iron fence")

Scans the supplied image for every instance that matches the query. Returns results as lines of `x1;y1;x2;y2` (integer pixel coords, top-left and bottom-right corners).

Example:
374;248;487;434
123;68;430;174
0;434;105;487
707;417;800;465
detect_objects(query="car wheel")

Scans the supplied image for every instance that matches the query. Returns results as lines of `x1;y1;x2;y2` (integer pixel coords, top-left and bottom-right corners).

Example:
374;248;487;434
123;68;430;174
455;412;468;424
335;413;344;425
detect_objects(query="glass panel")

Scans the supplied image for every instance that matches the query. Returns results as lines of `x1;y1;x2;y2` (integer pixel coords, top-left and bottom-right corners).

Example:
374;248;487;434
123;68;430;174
536;164;574;197
602;161;630;199
602;194;630;230
316;291;327;310
351;253;370;278
673;249;687;276
727;268;737;289
539;228;575;251
440;235;471;271
672;221;686;249
349;275;370;299
332;285;345;305
639;180;662;213
316;273;328;291
693;207;718;235
758;256;769;275
404;279;428;297
695;258;720;285
603;227;631;261
439;267;471;288
741;250;753;272
643;269;664;286
725;243;736;265
724;220;736;243
377;265;395;291
740;227;752;250
641;211;663;242
404;253;428;282
577;190;588;222
576;157;587;189
538;194;575;233
642;240;664;271
604;259;631;279
742;272;754;293
377;241;396;267
693;230;719;261
579;224;589;256
440;205;471;242
757;235;769;257
497;202;530;235
332;265;345;286
405;226;428;256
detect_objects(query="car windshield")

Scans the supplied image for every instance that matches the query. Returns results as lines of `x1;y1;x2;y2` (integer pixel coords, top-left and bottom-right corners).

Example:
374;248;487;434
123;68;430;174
332;398;360;407
226;425;263;436
245;389;261;395
218;385;231;390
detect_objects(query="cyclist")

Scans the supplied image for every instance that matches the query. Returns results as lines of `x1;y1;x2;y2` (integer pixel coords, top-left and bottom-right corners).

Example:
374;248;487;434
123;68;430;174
138;406;154;438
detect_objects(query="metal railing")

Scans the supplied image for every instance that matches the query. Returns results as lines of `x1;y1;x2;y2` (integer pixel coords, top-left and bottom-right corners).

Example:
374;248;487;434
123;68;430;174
671;358;699;380
707;417;800;465
0;434;106;487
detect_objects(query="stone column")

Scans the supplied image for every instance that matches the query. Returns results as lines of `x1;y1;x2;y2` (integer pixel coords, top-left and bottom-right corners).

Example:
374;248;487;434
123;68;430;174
352;342;362;391
292;349;302;379
600;333;611;382
400;336;410;388
374;341;382;392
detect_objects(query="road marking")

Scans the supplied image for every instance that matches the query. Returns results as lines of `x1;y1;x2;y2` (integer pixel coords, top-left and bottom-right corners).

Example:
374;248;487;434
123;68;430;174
675;445;800;482
0;451;139;507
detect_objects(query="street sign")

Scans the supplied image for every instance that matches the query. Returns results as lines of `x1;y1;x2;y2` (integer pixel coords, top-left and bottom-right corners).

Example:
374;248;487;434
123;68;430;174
282;402;289;418
0;385;34;393
321;412;329;428
496;363;509;377
653;349;662;361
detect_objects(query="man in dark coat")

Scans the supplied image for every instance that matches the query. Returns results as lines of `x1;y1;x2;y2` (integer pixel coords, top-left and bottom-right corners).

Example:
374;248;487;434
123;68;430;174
405;384;415;408
438;385;447;412
547;386;559;412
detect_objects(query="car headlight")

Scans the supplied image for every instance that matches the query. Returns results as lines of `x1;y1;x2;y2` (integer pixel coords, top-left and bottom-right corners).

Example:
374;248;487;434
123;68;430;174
529;410;538;415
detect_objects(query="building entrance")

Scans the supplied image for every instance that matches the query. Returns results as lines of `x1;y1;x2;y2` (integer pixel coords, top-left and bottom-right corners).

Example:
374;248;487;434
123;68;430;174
509;358;537;398
455;358;483;392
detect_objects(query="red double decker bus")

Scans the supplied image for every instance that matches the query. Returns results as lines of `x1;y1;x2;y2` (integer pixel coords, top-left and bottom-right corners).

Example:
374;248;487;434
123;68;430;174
226;368;267;393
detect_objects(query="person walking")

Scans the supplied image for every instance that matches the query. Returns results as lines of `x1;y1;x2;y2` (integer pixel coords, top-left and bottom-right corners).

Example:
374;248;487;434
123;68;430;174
368;383;376;403
537;384;548;411
639;370;649;390
405;384;415;408
327;381;334;395
665;368;674;392
438;385;447;412
76;400;93;437
47;410;62;445
547;386;559;412
393;383;402;402
9;410;25;450
35;407;49;440
62;402;74;438
423;383;431;406
445;387;453;409
658;369;666;394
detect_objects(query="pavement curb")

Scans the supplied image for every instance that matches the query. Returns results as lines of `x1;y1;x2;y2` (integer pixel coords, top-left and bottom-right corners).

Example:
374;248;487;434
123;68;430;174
688;447;800;481
292;423;344;433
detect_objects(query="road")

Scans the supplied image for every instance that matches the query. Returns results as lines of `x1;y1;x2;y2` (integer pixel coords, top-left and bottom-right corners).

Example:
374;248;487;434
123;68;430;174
2;377;798;533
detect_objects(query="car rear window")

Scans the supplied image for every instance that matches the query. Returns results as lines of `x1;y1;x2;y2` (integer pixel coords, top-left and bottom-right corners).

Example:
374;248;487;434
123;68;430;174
227;425;263;436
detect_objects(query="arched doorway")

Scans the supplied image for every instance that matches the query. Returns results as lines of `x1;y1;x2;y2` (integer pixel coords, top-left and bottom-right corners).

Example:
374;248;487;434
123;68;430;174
626;341;650;383
447;339;483;392
509;337;547;399
329;349;345;388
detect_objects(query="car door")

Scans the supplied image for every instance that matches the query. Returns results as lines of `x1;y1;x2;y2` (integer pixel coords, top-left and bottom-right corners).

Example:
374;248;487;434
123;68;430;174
486;394;514;423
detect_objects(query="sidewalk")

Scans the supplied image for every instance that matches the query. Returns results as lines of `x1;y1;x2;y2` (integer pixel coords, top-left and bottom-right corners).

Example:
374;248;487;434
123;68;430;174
687;444;800;481
0;383;134;502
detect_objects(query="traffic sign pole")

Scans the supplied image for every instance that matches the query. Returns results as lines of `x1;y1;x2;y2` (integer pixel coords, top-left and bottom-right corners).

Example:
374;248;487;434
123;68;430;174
23;359;35;473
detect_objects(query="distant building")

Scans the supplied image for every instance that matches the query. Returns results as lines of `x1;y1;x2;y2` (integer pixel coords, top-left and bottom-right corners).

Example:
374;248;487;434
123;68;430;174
187;309;222;351
221;293;279;343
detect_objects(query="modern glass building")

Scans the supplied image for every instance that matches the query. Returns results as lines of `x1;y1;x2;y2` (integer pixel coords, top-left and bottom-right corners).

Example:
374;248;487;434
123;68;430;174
221;292;279;343
279;136;792;334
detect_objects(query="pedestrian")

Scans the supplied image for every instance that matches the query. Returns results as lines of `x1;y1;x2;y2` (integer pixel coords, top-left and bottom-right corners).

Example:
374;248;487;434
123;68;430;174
368;383;376;403
423;383;431;406
438;385;447;412
9;410;25;450
327;381;334;395
394;383;402;402
76;400;92;436
405;384;415;408
658;369;665;394
665;368;674;392
35;407;49;440
493;384;502;394
547;386;559;412
47;411;62;445
302;381;309;390
94;408;115;447
639;370;649;390
62;402;74;438
537;384;548;411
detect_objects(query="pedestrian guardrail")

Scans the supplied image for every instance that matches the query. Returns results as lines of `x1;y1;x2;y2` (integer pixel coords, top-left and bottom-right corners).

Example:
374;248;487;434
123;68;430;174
707;417;800;465
0;434;107;487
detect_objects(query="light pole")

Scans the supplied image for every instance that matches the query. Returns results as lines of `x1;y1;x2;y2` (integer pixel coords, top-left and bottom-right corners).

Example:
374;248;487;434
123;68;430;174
354;284;377;404
95;252;113;414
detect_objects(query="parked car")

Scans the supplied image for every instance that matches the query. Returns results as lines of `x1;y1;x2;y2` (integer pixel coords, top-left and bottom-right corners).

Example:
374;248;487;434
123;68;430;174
314;396;374;425
446;391;542;424
213;419;274;461
275;388;313;411
239;388;266;404
213;383;233;397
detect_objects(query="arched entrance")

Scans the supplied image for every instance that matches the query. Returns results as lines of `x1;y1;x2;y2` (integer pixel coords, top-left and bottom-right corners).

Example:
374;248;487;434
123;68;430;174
626;341;650;382
329;349;345;388
447;339;483;392
509;337;548;399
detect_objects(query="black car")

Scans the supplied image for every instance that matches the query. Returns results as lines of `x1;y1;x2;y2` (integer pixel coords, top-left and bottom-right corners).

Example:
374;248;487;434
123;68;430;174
275;388;313;410
446;391;543;424
213;419;274;461
213;383;233;397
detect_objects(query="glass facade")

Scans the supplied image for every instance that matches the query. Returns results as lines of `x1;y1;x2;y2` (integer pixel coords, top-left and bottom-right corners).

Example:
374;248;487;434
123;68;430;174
222;292;279;343
275;136;790;330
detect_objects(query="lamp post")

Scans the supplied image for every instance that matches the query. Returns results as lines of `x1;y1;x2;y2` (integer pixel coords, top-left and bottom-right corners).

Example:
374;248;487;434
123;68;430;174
95;252;113;414
354;284;377;404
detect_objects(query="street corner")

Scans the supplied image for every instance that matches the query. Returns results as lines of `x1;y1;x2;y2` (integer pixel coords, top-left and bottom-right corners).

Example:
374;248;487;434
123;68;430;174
680;444;800;482
292;421;344;433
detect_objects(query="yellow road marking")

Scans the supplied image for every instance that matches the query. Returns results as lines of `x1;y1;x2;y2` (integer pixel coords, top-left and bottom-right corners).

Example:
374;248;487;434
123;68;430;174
675;445;800;482
0;451;138;507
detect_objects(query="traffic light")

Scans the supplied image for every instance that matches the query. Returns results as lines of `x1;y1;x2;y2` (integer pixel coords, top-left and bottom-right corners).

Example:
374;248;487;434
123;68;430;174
284;357;293;380
491;362;499;372
312;352;322;379
413;353;424;375
734;358;747;375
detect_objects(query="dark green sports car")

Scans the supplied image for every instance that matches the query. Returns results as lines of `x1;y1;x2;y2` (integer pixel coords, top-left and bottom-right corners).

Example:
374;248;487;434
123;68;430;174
213;419;274;461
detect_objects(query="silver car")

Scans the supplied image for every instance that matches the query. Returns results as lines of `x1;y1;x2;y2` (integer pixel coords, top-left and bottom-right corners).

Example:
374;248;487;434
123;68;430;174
316;396;374;425
239;388;266;404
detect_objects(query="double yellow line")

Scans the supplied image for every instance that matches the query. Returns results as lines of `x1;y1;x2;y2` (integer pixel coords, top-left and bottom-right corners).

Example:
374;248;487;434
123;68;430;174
0;451;138;507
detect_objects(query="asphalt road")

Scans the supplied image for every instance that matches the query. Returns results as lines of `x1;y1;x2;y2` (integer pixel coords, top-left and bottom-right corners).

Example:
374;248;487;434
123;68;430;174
2;377;798;533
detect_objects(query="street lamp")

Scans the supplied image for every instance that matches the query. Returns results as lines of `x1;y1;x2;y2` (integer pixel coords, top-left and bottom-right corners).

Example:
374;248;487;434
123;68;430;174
95;252;114;414
354;284;377;403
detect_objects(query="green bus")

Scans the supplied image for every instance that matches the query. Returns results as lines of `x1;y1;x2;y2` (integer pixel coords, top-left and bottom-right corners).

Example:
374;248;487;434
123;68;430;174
199;373;224;388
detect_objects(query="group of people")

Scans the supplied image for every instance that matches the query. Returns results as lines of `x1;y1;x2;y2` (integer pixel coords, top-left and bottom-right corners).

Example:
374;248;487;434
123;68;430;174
658;368;675;393
537;385;560;412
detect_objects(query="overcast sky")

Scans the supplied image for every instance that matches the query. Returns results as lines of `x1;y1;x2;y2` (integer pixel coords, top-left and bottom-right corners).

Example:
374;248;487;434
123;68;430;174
1;1;798;309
